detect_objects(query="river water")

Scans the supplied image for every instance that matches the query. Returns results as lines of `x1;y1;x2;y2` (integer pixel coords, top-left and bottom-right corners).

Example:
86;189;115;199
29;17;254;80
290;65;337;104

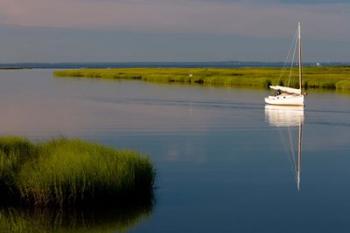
0;69;350;233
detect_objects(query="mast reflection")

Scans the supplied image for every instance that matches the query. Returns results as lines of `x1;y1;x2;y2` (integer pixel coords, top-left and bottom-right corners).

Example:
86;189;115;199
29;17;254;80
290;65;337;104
265;105;304;191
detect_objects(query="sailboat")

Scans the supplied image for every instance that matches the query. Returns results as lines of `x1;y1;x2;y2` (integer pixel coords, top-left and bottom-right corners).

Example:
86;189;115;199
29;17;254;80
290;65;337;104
265;22;305;106
265;105;304;191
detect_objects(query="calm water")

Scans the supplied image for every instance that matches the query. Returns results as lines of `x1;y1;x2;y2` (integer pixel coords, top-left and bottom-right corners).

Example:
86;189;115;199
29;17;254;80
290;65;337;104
1;69;350;233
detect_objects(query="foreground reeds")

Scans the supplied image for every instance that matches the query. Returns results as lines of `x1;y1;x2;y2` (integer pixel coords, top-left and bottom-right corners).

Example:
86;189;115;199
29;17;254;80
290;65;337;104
54;66;350;90
0;137;155;207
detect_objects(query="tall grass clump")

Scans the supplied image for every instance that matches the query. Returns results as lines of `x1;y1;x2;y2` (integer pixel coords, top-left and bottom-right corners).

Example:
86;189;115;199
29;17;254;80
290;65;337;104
0;137;34;200
0;137;155;207
336;80;350;90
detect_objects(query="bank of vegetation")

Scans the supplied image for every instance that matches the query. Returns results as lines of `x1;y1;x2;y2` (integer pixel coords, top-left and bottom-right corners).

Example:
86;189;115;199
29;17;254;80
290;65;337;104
54;67;350;90
0;137;155;207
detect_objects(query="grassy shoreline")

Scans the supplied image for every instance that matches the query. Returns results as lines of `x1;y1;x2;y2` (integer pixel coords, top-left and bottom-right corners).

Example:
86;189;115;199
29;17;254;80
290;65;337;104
0;137;155;207
54;67;350;90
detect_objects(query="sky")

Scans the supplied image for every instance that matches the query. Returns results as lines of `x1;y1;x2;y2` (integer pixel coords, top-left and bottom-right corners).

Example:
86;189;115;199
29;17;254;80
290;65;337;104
0;0;349;63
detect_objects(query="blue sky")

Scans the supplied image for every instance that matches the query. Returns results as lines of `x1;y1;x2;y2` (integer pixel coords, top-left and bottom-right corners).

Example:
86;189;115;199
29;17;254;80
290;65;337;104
0;0;349;63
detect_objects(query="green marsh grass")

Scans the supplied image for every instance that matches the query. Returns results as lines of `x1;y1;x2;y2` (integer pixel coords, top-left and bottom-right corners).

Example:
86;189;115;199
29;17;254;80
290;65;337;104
54;66;350;90
0;137;155;207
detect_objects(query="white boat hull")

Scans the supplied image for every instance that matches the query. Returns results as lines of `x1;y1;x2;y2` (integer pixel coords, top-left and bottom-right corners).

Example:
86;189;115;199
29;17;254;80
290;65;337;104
265;95;304;106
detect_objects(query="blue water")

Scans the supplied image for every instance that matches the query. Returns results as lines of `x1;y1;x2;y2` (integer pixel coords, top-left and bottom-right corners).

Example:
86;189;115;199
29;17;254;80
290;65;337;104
0;69;350;233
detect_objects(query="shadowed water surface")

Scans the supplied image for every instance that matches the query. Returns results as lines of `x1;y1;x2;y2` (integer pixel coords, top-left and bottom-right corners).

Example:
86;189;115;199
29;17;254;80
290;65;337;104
1;69;350;233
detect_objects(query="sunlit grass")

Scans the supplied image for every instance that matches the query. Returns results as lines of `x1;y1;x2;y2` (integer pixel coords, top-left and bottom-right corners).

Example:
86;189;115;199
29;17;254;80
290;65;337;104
54;66;350;90
0;137;155;207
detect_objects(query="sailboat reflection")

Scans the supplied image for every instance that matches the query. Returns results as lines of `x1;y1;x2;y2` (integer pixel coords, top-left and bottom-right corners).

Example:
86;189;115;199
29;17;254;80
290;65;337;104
265;105;304;191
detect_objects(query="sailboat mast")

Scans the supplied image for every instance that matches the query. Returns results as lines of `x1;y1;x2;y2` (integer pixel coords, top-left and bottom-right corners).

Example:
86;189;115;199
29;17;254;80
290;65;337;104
298;22;302;91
